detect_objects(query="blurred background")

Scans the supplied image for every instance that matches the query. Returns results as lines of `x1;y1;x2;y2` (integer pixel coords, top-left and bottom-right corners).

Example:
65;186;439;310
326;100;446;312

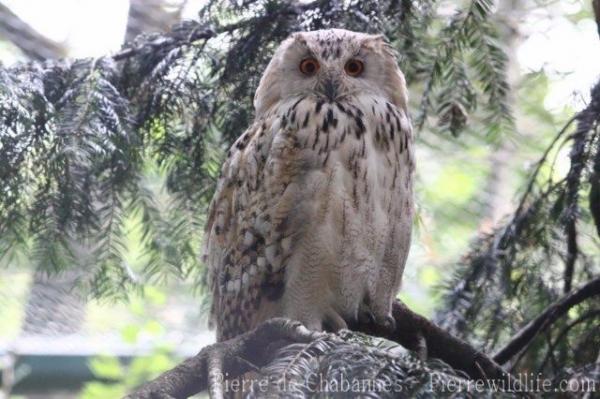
0;0;598;398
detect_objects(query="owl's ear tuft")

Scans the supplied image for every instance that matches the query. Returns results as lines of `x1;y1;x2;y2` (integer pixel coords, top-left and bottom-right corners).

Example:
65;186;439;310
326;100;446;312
360;34;387;51
254;32;311;115
291;32;308;46
362;34;408;112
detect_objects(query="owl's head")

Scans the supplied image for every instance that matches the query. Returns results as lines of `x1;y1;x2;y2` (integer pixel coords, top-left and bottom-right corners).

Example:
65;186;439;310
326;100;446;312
254;29;408;116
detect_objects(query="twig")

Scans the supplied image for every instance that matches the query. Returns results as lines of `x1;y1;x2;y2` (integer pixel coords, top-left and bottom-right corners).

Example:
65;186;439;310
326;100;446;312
591;138;600;239
493;276;600;365
593;0;600;39
111;0;323;63
582;347;600;399
0;2;67;60
112;28;216;61
538;310;600;374
561;102;598;293
511;115;577;221
563;218;578;293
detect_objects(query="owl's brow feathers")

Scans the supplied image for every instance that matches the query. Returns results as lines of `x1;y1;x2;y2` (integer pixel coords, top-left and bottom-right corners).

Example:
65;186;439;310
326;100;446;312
291;30;387;61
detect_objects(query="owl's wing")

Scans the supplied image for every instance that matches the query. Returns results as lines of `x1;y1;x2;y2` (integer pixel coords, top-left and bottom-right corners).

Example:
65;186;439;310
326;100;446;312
204;116;298;341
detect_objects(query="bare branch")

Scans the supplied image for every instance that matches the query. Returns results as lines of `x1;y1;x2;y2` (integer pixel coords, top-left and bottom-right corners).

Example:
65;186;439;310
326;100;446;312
538;310;600;374
493;276;600;365
593;0;600;39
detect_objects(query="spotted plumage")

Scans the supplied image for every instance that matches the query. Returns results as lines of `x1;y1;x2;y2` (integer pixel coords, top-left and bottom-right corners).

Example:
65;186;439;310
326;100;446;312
204;29;414;341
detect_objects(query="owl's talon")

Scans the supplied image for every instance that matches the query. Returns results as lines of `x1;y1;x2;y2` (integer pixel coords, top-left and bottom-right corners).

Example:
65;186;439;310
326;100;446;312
323;308;348;332
358;309;376;325
337;328;353;338
382;314;396;332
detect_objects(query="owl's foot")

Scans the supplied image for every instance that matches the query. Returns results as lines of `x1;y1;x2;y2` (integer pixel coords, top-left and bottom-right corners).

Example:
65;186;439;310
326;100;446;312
358;308;376;325
357;305;396;333
381;314;396;332
322;308;348;332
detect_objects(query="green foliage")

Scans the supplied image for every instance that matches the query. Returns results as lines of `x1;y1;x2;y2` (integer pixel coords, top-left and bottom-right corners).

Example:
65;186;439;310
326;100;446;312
80;287;181;398
0;1;512;297
437;80;600;378
416;0;512;138
80;349;177;399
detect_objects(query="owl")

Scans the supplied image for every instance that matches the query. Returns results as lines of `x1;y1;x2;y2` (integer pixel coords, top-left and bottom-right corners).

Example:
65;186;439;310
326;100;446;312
204;29;414;342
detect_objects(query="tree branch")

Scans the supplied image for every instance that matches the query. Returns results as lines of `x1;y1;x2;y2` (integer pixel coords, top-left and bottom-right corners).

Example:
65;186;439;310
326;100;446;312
538;309;600;374
593;0;600;39
125;0;184;43
352;301;511;384
111;0;330;63
127;301;519;398
0;2;67;60
493;276;600;365
125;318;324;399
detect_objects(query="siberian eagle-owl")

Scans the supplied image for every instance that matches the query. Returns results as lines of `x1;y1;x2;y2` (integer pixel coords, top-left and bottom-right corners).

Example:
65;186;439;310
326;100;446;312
204;29;414;341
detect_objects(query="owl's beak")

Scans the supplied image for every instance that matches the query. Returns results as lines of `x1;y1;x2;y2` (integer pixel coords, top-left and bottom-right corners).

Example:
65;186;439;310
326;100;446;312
320;77;340;102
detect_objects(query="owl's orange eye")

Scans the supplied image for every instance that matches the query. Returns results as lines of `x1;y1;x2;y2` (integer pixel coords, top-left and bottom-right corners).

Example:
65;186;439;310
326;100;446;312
344;59;364;77
299;58;319;76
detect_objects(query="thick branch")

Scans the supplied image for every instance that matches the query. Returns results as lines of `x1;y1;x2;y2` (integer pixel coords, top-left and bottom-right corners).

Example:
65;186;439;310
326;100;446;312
128;302;517;398
125;318;323;399
352;301;510;384
493;276;600;365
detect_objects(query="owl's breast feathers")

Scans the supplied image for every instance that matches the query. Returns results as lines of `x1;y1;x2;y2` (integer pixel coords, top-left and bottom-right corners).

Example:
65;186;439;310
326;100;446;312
204;94;414;341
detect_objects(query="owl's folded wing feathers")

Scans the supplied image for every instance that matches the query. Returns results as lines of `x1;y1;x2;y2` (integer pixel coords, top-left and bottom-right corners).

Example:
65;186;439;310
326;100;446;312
203;116;299;341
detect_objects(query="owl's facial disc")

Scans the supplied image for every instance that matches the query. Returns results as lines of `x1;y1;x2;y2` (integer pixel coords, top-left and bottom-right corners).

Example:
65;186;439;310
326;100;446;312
253;29;409;115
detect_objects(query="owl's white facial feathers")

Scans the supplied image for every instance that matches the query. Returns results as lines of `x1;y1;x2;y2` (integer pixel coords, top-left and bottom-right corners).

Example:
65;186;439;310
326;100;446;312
254;29;408;116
